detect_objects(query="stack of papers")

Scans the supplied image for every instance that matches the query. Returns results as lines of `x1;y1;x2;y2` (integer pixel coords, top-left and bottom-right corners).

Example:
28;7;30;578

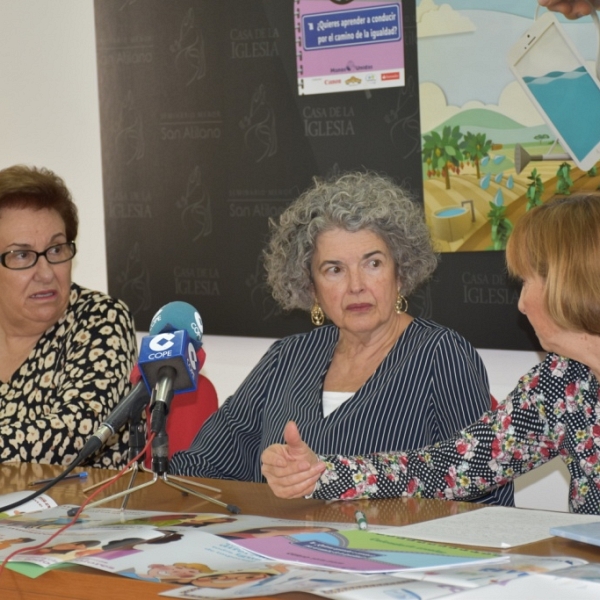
2;492;600;599
380;506;600;548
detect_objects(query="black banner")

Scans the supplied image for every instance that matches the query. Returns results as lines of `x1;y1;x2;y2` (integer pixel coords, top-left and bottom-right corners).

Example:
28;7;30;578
94;0;539;351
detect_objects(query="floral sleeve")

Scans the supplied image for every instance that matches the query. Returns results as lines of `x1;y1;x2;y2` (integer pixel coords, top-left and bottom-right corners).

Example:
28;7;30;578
312;354;600;514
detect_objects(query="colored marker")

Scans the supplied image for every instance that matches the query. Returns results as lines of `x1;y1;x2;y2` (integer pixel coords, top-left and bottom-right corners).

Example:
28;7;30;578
355;510;368;530
29;472;88;486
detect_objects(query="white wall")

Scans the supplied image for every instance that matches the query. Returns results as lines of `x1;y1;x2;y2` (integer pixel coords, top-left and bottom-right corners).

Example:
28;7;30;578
3;0;569;512
0;0;106;292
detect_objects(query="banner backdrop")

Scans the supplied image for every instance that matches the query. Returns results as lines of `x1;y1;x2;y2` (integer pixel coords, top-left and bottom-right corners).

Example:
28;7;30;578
94;0;540;350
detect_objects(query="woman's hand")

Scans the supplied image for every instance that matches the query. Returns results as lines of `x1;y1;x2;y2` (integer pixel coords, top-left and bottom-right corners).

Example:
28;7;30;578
538;0;600;18
261;421;326;498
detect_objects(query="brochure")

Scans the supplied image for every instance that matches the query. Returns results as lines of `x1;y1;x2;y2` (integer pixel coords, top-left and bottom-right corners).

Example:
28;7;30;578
231;529;505;573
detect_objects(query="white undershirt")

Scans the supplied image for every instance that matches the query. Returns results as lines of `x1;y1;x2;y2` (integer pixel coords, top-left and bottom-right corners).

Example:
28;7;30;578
322;390;354;417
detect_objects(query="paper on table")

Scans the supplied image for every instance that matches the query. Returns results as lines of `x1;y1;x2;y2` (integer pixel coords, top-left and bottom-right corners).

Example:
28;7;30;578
443;572;600;599
381;507;600;548
0;491;56;517
231;529;505;573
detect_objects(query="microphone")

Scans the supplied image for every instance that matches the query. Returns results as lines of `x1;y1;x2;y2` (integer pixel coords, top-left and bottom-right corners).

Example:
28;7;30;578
137;329;200;423
76;377;151;465
138;303;204;473
76;301;204;465
141;300;204;429
149;301;203;350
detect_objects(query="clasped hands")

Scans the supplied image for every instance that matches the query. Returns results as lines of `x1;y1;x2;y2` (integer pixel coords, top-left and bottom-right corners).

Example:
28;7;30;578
260;421;326;498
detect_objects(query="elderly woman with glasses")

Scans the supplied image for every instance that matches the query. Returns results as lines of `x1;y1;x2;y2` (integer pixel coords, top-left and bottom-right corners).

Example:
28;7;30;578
0;165;137;468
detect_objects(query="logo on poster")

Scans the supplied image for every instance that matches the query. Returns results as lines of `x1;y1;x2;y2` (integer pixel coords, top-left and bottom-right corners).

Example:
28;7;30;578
240;85;277;162
115;91;144;164
176;166;213;241
118;242;151;315
160;111;222;142
228;189;293;219
230;27;279;59
303;105;355;137
384;77;420;157
174;266;220;297
97;35;153;66
462;272;520;305
108;190;153;219
345;76;362;86
170;8;206;85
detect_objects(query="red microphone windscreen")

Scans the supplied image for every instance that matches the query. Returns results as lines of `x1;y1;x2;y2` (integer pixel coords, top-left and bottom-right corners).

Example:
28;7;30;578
130;363;142;384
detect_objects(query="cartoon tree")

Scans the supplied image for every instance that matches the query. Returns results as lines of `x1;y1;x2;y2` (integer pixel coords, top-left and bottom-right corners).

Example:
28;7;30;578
422;125;464;190
588;165;598;177
525;168;544;211
487;191;513;250
461;132;492;180
556;162;573;195
534;133;550;146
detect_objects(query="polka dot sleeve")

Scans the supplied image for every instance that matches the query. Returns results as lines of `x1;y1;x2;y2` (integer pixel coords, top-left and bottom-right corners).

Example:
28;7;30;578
313;354;600;514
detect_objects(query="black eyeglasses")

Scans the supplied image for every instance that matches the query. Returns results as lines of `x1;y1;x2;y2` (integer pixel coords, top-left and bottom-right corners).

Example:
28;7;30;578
0;242;77;270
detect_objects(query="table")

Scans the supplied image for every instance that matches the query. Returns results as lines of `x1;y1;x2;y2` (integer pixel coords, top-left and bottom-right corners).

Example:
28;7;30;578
0;463;597;599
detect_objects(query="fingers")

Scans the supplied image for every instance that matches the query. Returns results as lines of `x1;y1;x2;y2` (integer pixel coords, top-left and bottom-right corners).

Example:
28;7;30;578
261;421;326;498
262;463;325;498
281;421;318;466
283;420;303;448
538;0;597;18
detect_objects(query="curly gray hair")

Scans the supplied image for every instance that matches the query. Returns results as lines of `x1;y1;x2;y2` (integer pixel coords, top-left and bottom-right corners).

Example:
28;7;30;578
264;171;438;311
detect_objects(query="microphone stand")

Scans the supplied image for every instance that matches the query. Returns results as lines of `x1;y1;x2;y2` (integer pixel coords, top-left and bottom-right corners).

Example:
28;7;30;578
82;390;239;514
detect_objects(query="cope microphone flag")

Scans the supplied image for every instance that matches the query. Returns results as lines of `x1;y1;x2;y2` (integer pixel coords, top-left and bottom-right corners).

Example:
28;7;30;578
137;330;199;398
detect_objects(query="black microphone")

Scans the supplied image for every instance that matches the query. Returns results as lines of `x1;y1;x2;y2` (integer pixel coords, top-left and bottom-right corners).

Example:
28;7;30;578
139;302;204;428
76;377;151;465
139;302;204;473
76;302;203;465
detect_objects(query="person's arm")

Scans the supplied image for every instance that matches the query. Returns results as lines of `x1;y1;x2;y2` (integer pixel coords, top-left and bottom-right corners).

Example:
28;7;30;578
66;295;138;468
264;357;562;501
169;341;281;481
0;292;137;468
429;331;515;507
538;0;600;18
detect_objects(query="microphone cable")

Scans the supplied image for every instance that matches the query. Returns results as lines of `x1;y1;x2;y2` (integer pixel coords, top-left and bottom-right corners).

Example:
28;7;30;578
0;433;155;578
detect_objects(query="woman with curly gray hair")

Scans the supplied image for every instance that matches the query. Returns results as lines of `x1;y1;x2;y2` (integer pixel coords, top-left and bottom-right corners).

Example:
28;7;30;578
171;172;512;507
265;171;437;313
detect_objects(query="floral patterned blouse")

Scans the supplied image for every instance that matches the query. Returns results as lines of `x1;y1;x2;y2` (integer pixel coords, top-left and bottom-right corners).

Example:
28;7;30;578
0;284;137;469
313;353;600;514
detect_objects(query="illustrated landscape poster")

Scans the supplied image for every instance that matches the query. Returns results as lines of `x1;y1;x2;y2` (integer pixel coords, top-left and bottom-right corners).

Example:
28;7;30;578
417;0;600;252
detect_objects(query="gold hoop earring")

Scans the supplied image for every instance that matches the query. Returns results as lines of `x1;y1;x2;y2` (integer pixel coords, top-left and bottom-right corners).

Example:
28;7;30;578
311;301;325;326
395;292;408;314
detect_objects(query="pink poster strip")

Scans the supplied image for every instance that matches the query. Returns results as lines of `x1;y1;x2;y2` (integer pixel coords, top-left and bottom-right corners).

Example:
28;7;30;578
295;0;405;96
